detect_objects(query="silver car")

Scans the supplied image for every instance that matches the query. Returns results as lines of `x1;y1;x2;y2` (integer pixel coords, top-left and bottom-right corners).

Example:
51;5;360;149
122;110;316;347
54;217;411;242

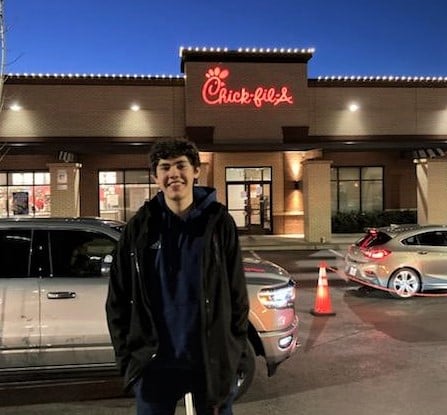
345;224;447;298
0;217;298;398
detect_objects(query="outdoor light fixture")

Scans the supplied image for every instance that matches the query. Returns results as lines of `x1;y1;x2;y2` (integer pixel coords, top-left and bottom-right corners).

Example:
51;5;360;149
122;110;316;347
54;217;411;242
58;151;76;163
130;104;140;112
293;180;302;190
9;103;22;111
348;103;359;112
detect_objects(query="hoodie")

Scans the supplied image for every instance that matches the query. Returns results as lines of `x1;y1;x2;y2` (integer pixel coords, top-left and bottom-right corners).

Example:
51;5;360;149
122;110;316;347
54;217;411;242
152;186;217;370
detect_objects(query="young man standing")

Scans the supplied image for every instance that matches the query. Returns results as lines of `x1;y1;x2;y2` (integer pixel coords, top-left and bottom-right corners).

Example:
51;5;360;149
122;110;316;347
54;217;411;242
106;138;249;415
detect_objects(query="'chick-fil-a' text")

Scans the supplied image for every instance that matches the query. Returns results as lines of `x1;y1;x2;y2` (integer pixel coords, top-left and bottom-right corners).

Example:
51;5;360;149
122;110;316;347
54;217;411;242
201;67;293;108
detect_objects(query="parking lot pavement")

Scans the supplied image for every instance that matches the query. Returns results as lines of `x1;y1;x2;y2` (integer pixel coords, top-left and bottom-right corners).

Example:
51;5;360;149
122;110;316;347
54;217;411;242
4;283;447;415
1;398;205;414
1;400;135;415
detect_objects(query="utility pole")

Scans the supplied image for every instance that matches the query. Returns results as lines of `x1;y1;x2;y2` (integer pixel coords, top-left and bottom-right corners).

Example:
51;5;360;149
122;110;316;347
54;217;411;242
0;0;5;102
0;0;9;162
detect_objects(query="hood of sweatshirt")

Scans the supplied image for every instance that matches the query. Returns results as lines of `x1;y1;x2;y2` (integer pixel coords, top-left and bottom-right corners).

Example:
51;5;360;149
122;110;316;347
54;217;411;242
156;186;217;220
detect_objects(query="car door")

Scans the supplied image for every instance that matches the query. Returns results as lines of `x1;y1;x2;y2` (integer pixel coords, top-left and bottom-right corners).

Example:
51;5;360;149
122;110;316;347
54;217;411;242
412;230;447;287
0;228;40;369
38;228;117;367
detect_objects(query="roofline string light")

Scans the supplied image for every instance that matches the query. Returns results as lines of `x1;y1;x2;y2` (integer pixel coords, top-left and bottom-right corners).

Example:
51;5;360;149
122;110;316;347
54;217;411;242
8;46;316;79
10;73;444;82
317;75;447;82
7;73;186;80
6;46;444;82
179;46;316;56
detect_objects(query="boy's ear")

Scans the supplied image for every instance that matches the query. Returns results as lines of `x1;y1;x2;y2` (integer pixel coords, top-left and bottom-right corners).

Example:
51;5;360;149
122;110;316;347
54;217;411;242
151;173;160;187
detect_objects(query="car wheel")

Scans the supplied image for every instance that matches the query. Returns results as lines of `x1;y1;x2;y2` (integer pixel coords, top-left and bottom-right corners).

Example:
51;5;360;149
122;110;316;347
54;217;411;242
235;340;256;401
388;268;421;298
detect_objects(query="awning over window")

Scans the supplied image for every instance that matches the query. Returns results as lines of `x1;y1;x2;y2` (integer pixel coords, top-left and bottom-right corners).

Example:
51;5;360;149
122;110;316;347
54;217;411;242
412;148;445;161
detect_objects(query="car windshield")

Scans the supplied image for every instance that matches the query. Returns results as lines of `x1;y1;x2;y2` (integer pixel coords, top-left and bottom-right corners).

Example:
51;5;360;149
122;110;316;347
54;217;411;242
356;230;391;248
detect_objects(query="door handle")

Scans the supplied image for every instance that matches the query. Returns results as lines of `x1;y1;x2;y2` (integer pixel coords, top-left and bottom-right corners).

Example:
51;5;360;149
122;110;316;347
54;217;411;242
47;291;77;299
417;251;428;255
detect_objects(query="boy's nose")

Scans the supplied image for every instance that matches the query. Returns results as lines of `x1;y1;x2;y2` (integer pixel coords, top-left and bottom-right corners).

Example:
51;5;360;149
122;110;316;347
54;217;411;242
168;166;180;175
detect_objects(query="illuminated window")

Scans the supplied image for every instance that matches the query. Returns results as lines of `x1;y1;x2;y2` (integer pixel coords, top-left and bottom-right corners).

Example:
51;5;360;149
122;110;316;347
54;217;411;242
99;169;157;221
331;167;383;214
0;171;51;218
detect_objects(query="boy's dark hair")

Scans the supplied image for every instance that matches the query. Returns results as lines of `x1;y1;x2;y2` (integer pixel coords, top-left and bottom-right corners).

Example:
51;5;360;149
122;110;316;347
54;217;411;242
149;138;201;173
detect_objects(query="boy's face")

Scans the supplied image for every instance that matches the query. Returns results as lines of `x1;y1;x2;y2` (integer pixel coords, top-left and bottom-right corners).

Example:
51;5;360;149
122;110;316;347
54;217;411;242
153;156;200;203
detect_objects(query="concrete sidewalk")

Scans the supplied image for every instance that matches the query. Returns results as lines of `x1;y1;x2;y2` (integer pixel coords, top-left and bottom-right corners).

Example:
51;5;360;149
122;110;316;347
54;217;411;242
239;233;360;252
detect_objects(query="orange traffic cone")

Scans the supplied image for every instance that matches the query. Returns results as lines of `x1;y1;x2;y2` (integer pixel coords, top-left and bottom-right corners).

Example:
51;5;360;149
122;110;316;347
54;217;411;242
310;261;336;316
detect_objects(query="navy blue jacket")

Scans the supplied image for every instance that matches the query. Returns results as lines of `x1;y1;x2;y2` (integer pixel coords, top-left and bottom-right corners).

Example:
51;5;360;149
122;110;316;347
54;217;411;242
105;187;249;406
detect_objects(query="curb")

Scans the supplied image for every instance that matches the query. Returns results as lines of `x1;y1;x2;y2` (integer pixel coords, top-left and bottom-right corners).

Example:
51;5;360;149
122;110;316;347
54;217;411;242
241;244;350;252
238;234;360;252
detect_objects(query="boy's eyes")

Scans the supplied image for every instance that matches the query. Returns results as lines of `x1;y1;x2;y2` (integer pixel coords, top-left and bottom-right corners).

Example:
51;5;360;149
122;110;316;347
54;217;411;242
158;162;189;171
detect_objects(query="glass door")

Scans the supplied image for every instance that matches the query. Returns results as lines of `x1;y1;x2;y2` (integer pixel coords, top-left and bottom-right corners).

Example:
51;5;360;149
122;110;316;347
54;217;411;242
226;166;272;234
227;182;271;234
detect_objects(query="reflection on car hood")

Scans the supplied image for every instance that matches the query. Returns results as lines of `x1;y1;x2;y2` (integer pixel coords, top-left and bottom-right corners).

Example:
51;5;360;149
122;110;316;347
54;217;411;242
243;255;291;286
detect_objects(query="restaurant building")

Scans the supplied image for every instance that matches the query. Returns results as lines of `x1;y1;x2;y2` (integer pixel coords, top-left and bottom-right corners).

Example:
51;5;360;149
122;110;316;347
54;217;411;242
1;47;447;241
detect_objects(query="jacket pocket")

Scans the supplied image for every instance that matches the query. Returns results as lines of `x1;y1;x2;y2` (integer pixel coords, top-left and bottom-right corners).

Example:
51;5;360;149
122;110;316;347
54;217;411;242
124;357;142;392
124;346;158;391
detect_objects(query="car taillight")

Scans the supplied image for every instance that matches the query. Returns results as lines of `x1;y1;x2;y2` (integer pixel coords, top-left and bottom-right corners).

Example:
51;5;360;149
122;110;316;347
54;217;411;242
361;248;391;259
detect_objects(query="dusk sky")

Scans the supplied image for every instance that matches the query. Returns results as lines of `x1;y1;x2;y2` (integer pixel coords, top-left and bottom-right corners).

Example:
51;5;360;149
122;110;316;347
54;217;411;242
4;1;447;78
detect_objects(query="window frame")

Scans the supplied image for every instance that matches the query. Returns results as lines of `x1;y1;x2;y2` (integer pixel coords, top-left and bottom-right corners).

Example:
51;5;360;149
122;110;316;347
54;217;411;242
331;166;384;213
98;169;158;221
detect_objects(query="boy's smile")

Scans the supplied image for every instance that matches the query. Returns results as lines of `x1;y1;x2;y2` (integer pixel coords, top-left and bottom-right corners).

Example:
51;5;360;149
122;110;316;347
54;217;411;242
154;155;200;214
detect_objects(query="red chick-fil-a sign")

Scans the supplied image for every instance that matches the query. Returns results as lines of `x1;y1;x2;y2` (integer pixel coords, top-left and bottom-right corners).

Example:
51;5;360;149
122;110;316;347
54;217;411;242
201;67;294;108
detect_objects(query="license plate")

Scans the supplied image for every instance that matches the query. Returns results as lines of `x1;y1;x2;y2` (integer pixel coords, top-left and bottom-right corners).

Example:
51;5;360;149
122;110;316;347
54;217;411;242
348;266;357;277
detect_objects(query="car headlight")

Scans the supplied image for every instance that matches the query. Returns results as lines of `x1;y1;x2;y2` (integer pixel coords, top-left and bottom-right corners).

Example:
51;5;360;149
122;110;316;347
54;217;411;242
258;281;296;309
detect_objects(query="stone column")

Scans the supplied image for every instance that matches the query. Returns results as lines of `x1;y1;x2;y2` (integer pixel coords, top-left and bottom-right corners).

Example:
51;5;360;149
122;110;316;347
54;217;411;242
302;159;332;243
47;163;82;217
417;159;447;224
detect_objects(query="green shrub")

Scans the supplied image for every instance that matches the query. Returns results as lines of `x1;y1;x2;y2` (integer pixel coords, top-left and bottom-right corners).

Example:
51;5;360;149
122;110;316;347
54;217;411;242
331;210;417;233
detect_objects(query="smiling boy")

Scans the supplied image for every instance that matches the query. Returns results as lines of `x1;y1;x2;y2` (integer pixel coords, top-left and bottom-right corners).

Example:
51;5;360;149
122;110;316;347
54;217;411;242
106;138;249;415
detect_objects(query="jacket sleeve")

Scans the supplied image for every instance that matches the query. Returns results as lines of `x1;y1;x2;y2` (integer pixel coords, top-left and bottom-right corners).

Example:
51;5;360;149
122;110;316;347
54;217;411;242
222;212;250;352
105;224;133;375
